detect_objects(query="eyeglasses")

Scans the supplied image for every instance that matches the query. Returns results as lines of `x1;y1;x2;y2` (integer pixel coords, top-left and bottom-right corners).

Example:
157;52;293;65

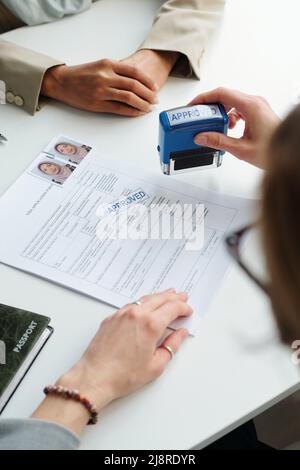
225;223;270;296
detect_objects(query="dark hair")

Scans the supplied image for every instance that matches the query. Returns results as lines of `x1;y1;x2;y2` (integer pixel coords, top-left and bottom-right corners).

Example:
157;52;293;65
262;104;300;343
38;162;49;172
55;143;77;154
38;162;60;173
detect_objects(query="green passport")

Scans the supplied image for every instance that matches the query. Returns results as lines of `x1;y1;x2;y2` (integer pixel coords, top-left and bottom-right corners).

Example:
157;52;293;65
0;303;53;413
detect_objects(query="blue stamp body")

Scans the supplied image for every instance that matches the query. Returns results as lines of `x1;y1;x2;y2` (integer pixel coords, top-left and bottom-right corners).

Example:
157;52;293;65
158;104;228;175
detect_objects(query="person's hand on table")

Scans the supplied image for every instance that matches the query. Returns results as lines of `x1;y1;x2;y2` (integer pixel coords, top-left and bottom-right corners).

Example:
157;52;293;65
121;49;180;90
32;289;192;435
191;88;280;169
41;58;158;117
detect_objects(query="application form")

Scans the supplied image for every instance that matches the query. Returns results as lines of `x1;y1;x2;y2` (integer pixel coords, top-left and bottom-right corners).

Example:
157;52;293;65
0;136;257;333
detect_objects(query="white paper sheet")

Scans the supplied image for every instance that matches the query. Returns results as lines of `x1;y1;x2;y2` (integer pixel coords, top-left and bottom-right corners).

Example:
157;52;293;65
0;136;257;333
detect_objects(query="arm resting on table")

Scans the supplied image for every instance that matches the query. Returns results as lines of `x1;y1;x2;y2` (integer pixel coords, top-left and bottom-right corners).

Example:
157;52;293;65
0;39;64;114
140;0;226;79
0;418;80;450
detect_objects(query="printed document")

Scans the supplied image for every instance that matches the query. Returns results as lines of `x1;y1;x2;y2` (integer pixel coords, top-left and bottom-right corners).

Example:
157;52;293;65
0;136;256;333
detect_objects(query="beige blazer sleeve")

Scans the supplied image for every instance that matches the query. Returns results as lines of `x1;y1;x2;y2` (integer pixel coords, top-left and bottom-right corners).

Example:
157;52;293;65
140;0;226;79
0;39;63;114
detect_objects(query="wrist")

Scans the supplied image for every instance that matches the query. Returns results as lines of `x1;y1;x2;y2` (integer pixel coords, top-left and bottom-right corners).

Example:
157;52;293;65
132;49;180;89
137;49;180;71
41;64;67;100
32;392;89;436
31;362;116;437
57;361;116;411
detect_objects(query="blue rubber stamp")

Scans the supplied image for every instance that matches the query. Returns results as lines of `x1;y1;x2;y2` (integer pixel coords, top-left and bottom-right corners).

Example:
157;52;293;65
158;104;228;175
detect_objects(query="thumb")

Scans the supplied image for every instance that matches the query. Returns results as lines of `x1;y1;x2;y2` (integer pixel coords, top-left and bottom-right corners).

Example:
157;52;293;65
194;132;241;155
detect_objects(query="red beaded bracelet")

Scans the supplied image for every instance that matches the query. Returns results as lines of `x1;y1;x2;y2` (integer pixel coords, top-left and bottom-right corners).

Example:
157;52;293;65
43;385;98;425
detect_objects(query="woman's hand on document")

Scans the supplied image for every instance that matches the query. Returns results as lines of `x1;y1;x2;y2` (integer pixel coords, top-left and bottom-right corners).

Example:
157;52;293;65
191;88;280;169
41;58;158;116
61;289;192;410
33;289;191;435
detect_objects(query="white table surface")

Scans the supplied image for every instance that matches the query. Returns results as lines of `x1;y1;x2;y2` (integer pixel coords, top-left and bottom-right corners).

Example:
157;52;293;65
1;0;300;450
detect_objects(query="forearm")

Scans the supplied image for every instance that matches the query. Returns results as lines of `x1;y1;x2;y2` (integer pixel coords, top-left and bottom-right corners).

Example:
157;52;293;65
41;64;67;101
31;394;89;437
31;362;115;437
124;49;180;89
0;39;63;114
0;418;80;450
140;0;226;79
143;49;180;72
